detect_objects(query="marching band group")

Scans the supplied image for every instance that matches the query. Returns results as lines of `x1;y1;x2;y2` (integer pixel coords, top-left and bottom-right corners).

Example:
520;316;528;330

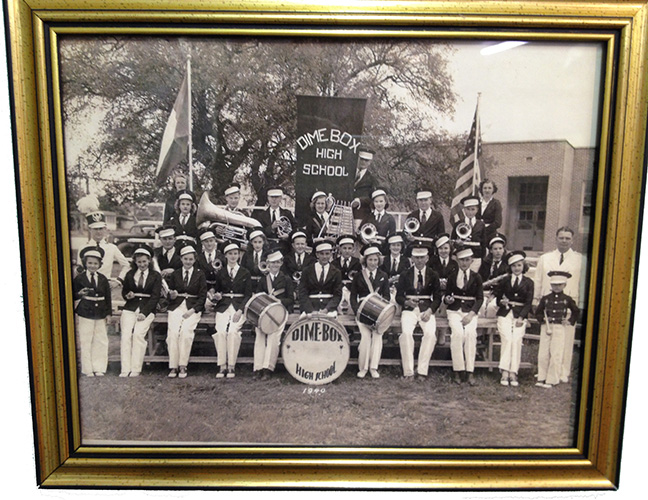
74;161;583;388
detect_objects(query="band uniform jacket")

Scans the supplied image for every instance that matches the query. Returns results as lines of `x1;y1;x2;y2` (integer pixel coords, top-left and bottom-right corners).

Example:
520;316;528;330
350;268;391;325
477;197;503;242
535;290;580;326
168;213;198;242
444;268;484;314
405;208;445;242
428;255;458;291
153;246;183;274
166;266;208;313
331;255;362;285
303;212;328;244
495;274;534;319
73;271;113;319
380;254;411;284
353;169;377;221
121;268;162;317
395;266;442;314
255;271;295;311
213;265;254;313
196;250;225;288
359;211;396;239
253;207;296;243
478;254;510;290
282;252;316;280
240;248;270;281
298;263;343;313
451;219;487;259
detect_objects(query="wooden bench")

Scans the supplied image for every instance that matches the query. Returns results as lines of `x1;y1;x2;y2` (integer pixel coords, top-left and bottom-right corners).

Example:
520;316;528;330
108;308;569;372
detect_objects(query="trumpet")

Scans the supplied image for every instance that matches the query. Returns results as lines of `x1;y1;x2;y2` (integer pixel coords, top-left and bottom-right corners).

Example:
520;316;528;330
359;223;385;245
455;222;472;240
292;270;302;283
211;259;223;272
276;216;293;238
257;261;269;274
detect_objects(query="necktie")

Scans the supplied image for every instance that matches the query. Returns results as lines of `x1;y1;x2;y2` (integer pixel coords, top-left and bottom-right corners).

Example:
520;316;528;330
183;270;189;287
560;253;564;265
343;259;348;271
392;258;397;272
319;265;325;284
254;252;259;267
90;272;97;288
416;270;423;292
370;271;375;284
376;213;382;223
462;270;468;290
469;218;474;229
229;267;234;279
514;276;520;288
356;170;362;182
491;261;497;276
163;249;168;260
271;210;276;223
181;215;187;227
137;272;144;289
421;211;427;225
297;254;302;267
442;259;447;268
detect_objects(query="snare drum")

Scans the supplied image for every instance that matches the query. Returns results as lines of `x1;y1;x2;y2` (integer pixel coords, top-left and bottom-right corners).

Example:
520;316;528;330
244;293;288;335
282;316;350;385
356;292;397;334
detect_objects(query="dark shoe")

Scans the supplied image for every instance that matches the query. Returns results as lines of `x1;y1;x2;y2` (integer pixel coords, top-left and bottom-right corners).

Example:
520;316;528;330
252;370;262;380
467;373;476;386
261;369;272;381
453;372;462;384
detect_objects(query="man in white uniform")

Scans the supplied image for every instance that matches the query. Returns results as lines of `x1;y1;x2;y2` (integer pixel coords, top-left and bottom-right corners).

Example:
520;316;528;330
533;226;587;383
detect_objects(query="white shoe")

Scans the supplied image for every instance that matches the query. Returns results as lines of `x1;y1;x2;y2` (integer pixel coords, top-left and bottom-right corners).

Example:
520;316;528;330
129;372;140;378
94;372;105;377
119;373;129;378
168;369;178;378
85;373;94;377
357;370;367;378
510;379;519;387
370;369;380;379
560;377;569;383
500;378;509;386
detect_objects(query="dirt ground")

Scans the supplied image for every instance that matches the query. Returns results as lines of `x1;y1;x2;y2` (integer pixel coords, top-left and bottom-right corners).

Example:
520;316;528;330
78;336;579;448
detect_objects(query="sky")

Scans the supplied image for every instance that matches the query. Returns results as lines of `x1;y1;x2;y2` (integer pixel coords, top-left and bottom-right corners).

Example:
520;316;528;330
433;41;603;148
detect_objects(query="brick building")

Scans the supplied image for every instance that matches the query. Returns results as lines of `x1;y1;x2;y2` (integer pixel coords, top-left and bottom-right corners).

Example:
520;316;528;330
482;140;595;255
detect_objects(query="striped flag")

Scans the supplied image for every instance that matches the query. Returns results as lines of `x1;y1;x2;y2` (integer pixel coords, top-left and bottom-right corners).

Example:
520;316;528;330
450;100;482;223
155;72;190;186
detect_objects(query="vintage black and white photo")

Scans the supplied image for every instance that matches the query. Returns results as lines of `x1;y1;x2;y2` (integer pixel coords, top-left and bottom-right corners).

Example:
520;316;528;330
60;36;602;447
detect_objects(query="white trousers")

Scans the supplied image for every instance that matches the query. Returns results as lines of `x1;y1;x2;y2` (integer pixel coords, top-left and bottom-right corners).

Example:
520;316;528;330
469;258;482;273
77;316;108;375
166;301;201;369
253;327;282;371
213;305;245;369
497;312;525;374
479;293;499;318
448;310;478;372
399;308;437;376
120;309;154;374
357;322;384;372
561;324;576;380
537;324;565;385
338;286;351;312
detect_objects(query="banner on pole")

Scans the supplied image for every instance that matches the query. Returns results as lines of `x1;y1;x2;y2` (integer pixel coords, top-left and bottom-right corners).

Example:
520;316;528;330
295;95;367;224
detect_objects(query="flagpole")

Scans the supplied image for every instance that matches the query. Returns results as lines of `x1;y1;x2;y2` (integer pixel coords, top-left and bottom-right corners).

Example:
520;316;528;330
473;92;481;196
187;55;193;192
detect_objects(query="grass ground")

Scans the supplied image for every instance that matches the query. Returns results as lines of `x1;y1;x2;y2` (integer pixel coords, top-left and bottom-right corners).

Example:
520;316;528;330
78;334;579;448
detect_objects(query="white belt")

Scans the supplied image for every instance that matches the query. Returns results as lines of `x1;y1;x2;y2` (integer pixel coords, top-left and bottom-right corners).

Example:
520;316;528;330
132;293;151;298
406;295;431;300
309;294;334;299
177;293;198;298
507;301;525;307
222;293;244;298
82;296;105;301
453;295;476;301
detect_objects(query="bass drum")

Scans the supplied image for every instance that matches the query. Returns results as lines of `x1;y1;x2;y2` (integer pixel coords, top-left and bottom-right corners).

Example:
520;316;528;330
356;292;397;334
281;316;350;385
244;293;288;335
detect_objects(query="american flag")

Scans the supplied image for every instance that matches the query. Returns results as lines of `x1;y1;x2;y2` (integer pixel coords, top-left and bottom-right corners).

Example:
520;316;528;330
450;99;483;223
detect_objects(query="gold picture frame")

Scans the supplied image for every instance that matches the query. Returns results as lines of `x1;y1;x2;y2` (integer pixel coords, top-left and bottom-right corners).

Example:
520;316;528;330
4;0;648;490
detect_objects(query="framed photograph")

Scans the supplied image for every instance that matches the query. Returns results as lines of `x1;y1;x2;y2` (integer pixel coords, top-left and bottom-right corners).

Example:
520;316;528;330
4;0;648;491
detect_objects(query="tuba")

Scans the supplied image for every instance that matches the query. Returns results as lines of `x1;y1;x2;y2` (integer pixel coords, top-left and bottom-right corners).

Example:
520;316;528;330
196;193;261;246
359;223;385;245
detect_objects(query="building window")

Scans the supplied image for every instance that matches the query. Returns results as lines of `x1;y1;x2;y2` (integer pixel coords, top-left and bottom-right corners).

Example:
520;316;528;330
580;180;593;232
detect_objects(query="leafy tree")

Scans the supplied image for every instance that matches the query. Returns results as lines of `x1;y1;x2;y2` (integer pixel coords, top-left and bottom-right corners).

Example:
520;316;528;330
59;36;461;210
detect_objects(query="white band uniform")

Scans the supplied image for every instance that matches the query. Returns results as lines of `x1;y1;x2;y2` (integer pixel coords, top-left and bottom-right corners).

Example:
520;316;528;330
166;301;202;369
120;309;156;375
447;310;478;373
399;306;437;377
496;311;526;375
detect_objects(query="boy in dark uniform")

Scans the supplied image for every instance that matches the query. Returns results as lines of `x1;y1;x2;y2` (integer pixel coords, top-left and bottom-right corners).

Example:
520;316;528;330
534;270;580;388
165;243;208;378
195;229;224;292
404;189;445;248
281;230;315;288
252;250;294;380
395;245;443;379
253;186;296;253
428;233;457;346
380;233;410;304
444;248;484;385
240;229;269;284
168;190;198;244
211;242;254;379
451;196;486;272
298;240;343;318
74;246;112;377
331;234;362;312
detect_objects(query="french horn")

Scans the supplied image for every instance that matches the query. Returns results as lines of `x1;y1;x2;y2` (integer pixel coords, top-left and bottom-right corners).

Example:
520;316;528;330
276;215;293;238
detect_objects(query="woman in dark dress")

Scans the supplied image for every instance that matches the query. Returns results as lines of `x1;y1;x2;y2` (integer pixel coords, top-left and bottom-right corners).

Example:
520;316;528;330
477;179;503;244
